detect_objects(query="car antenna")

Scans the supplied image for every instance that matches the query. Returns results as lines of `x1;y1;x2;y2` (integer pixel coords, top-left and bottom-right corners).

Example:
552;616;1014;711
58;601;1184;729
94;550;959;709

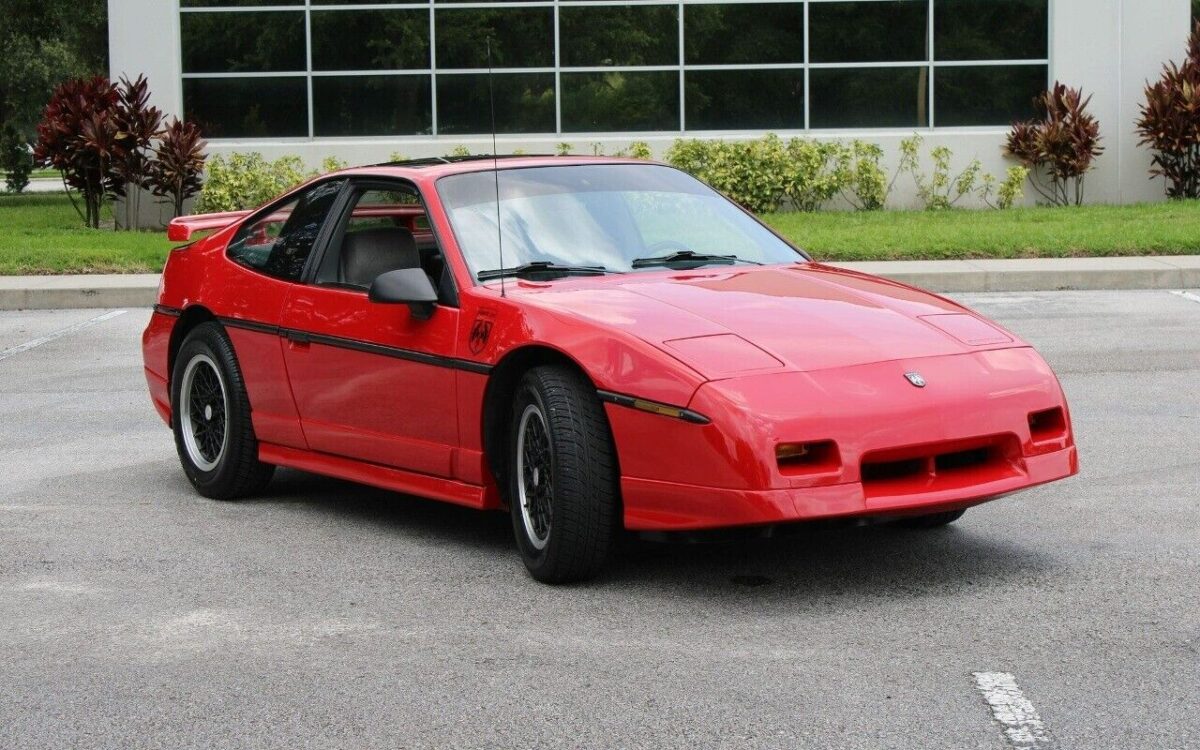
487;37;506;298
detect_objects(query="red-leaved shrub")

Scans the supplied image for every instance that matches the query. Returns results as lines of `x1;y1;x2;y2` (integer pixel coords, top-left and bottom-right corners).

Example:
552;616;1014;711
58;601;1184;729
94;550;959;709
1136;21;1200;198
1006;83;1103;207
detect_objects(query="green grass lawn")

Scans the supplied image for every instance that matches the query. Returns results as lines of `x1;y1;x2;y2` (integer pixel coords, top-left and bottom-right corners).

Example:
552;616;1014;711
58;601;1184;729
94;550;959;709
0;192;171;274
763;202;1200;261
3;191;1200;275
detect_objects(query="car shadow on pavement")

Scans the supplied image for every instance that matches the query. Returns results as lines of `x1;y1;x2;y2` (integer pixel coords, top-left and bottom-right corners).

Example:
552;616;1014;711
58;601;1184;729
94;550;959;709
241;468;1057;601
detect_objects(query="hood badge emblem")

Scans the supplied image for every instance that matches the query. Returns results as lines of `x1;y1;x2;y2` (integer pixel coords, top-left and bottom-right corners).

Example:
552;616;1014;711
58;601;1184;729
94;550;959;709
905;372;927;388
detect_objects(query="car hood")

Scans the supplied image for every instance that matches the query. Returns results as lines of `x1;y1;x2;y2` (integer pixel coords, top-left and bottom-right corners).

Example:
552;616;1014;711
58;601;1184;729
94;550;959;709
517;263;1023;378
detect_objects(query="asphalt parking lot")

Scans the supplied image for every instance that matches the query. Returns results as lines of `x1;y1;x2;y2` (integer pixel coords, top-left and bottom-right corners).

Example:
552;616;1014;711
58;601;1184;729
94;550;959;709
1;290;1198;750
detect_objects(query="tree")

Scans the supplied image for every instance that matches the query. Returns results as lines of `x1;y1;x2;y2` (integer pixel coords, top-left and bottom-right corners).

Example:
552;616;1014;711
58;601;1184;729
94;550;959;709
0;0;107;136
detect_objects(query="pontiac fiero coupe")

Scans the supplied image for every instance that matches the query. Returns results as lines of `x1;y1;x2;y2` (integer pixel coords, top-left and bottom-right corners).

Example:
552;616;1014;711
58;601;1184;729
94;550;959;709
143;156;1077;583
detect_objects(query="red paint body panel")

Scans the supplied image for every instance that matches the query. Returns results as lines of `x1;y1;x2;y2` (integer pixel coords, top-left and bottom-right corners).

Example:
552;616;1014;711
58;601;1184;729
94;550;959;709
144;157;1077;533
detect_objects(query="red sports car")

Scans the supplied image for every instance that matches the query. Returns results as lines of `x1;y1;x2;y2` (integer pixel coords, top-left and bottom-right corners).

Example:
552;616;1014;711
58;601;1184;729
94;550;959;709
143;156;1077;583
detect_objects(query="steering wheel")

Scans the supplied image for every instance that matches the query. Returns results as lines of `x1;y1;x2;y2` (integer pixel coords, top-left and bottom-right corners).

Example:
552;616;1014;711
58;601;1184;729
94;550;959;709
643;239;692;255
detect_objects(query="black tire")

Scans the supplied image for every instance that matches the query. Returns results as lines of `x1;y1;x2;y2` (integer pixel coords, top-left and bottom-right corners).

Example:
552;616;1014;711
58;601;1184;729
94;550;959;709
892;509;966;529
507;366;619;583
171;321;274;500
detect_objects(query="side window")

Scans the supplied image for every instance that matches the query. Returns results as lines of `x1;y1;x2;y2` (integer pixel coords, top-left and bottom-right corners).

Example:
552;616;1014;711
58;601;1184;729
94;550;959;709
227;180;345;281
313;182;455;305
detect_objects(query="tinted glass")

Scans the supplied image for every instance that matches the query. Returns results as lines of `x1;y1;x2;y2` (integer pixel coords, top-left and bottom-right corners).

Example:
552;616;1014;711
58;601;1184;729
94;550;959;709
228;180;345;281
562;72;679;132
684;4;804;65
437;73;555;134
810;67;929;128
181;12;306;73
935;64;1046;126
313;75;432;136
311;10;430;71
560;6;678;67
437;165;803;279
183;77;308;138
810;0;928;63
686;69;804;130
435;8;553;68
935;0;1048;60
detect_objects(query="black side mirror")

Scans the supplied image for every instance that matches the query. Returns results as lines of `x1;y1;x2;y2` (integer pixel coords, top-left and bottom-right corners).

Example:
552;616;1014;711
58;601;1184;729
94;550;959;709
368;268;438;320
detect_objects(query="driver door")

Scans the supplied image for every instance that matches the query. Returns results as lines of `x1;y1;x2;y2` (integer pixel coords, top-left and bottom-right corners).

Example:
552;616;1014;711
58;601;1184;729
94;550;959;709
280;181;461;478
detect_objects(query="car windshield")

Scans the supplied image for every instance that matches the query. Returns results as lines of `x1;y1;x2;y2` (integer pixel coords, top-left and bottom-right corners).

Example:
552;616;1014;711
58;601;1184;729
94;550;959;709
436;164;806;282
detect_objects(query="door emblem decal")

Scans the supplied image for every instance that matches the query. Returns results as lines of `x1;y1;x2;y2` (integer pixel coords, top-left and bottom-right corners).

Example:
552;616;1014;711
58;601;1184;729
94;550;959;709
905;371;927;388
468;316;494;355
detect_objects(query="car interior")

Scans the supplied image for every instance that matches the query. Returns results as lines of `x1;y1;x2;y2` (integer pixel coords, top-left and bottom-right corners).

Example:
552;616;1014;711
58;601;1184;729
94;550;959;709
314;186;458;306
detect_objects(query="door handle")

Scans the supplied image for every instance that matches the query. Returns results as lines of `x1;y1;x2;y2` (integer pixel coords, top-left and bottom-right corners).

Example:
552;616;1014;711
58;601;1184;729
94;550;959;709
285;330;311;347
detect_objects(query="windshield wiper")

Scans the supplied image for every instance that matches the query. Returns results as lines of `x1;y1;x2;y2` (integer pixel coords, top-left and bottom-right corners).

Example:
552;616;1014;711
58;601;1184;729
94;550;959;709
477;261;614;281
630;250;762;269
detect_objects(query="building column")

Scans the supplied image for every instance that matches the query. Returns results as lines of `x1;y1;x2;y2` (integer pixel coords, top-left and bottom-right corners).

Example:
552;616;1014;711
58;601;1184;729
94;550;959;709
108;0;183;119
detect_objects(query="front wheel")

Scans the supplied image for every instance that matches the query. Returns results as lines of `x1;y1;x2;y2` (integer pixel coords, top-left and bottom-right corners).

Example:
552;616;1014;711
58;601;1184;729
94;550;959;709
508;366;619;583
171;322;274;499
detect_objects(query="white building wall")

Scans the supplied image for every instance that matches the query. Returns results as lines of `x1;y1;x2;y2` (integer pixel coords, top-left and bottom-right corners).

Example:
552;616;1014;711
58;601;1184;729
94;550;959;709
109;0;1191;207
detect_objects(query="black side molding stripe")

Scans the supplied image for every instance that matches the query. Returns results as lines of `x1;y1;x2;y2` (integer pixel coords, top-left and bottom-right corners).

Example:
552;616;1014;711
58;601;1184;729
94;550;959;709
215;316;492;375
597;389;711;425
153;304;183;317
218;316;281;337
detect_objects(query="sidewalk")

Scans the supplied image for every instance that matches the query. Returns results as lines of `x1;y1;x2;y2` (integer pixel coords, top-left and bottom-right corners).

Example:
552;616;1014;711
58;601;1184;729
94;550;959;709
1;257;1198;310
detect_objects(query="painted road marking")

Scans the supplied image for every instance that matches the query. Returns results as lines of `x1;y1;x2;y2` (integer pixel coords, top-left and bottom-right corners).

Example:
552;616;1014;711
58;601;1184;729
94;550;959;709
1170;290;1200;304
0;309;127;363
973;672;1055;749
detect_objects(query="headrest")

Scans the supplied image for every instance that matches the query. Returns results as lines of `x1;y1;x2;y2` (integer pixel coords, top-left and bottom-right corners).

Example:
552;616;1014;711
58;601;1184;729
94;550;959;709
340;227;420;288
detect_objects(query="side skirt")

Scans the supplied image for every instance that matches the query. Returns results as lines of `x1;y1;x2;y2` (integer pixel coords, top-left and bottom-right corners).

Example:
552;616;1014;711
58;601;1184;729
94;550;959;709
258;442;490;511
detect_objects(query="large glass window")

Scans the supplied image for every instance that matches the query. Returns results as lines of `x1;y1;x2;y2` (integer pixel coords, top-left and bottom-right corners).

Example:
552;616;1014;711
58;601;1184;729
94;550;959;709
311;10;430;71
313;76;432;136
180;0;1049;137
684;4;805;65
561;6;678;67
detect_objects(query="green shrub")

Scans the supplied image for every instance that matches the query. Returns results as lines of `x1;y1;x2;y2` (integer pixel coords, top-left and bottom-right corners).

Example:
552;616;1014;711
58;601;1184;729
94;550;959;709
783;138;849;212
898;135;1024;211
448;145;471;157
835;141;888;211
668;135;859;214
196;152;309;212
628;141;652;160
321;156;348;173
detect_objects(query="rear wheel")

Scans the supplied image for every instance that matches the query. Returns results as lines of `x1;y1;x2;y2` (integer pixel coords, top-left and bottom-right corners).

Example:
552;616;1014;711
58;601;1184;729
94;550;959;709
508;366;619;583
892;509;966;529
171;322;274;499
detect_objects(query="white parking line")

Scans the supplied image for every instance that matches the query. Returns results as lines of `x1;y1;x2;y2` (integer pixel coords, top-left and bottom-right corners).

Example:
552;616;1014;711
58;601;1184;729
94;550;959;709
0;309;127;363
972;672;1055;749
1170;290;1200;304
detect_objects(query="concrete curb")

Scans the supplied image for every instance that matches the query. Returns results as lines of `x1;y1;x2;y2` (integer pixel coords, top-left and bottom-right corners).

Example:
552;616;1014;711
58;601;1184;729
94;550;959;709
0;258;1197;310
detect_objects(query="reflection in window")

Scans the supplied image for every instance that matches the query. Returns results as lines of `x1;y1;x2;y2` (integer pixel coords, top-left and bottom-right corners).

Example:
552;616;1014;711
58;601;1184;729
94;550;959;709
183;77;308;138
935;65;1046;126
809;0;928;63
686;70;804;130
560;6;678;67
684;4;805;65
311;10;430;71
935;0;1048;60
562;72;679;132
228;180;345;282
435;8;554;68
181;12;306;73
437;73;555;134
810;67;930;129
313;75;432;136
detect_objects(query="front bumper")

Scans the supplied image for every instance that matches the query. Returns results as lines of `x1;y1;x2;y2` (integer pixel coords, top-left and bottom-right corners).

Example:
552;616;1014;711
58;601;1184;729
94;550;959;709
620;445;1076;530
607;347;1078;531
